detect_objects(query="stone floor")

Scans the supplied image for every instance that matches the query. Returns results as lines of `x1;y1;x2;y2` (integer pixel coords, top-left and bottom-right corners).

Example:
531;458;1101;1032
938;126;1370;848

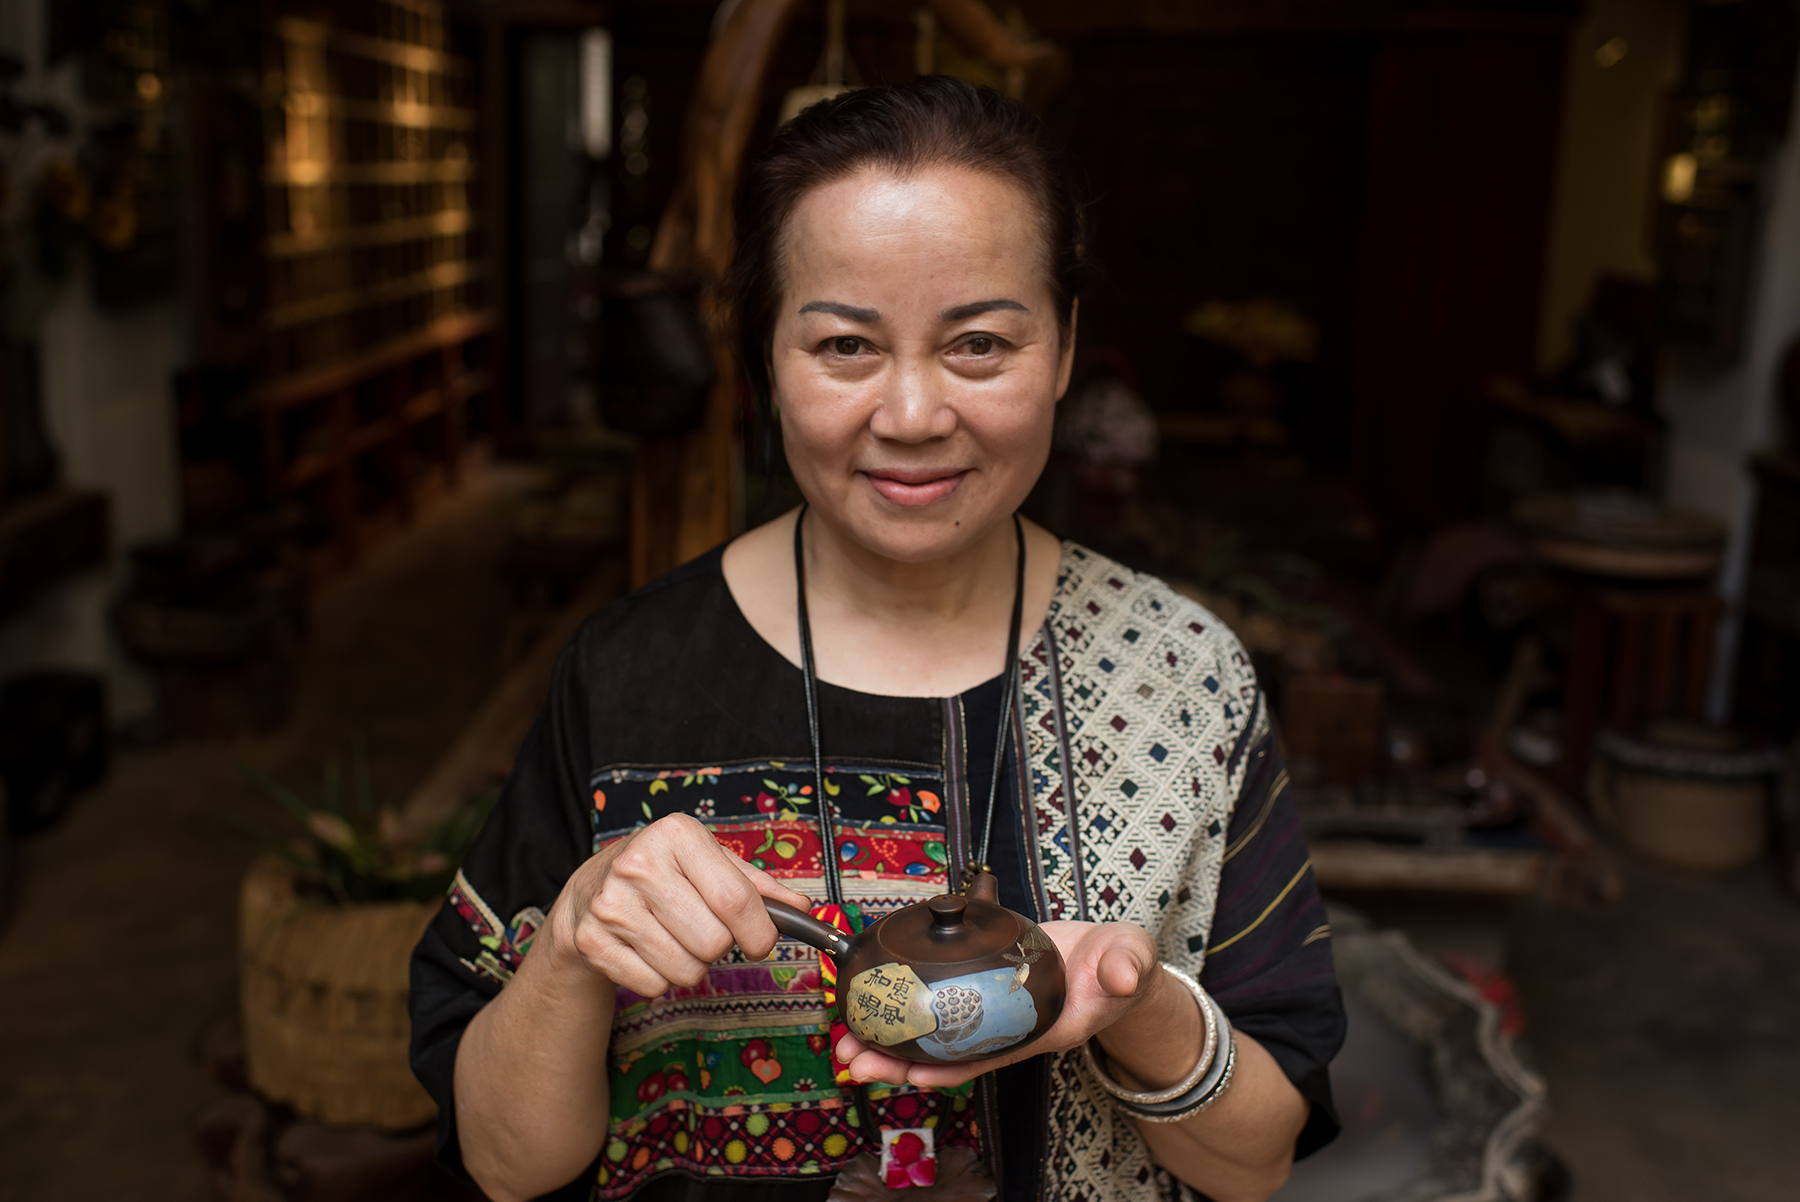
0;469;550;1202
2;475;1798;1201
1509;859;1800;1202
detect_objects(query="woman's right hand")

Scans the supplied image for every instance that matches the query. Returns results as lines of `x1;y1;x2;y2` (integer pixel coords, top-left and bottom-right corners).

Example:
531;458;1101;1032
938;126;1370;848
546;813;812;997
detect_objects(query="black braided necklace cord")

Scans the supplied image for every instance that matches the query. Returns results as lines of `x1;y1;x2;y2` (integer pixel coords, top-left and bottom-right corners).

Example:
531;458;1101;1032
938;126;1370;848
791;506;1026;1154
973;514;1027;881
792;505;845;909
792;505;1026;903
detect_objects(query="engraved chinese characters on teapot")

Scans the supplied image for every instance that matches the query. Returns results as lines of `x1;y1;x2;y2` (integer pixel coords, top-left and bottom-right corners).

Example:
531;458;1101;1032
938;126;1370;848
762;873;1066;1064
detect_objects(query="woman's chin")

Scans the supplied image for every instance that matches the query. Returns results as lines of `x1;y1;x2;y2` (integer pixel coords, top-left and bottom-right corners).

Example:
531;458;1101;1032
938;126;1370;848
831;503;1007;566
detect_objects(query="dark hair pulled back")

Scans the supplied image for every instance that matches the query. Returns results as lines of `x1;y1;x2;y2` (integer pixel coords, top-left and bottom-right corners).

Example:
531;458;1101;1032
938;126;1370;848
728;75;1086;421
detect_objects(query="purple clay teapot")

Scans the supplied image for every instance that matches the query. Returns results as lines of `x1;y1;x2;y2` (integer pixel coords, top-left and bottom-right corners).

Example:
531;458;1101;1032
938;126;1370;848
763;873;1066;1064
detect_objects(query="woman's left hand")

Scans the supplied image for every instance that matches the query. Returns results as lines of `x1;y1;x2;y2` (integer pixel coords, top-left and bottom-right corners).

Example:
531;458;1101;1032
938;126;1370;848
832;919;1167;1089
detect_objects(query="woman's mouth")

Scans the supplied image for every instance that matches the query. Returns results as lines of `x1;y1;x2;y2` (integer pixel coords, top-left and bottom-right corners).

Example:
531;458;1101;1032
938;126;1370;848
862;468;969;508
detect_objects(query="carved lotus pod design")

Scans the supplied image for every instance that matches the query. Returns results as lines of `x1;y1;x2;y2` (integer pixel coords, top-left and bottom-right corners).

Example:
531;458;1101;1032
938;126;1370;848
932;985;983;1041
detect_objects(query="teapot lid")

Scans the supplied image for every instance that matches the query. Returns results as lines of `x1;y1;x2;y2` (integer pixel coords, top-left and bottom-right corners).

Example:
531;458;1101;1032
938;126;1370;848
873;873;1031;970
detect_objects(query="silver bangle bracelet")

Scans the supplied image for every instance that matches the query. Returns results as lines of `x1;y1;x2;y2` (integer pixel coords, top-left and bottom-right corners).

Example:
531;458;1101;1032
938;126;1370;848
1129;1001;1237;1124
1082;963;1218;1105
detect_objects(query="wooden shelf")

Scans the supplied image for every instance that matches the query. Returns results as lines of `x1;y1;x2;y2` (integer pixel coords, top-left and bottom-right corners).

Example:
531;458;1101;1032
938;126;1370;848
267;210;476;259
230;1;494;572
264;159;476;186
259;310;496;409
266;261;485;330
276;17;470;76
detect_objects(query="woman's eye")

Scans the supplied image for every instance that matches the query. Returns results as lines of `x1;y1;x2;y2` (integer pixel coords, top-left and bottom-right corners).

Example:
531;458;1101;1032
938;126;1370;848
831;336;863;356
961;335;999;357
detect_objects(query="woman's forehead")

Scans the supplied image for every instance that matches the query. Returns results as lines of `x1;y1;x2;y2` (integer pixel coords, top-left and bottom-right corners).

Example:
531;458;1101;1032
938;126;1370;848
777;166;1050;314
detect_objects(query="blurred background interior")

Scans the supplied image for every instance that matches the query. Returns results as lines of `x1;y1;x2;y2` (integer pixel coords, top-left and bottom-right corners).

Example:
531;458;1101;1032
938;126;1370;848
2;1;1799;1200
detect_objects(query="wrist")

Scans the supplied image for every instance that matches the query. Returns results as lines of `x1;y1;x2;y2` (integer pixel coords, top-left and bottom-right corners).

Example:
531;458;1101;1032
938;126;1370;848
537;892;619;998
1094;965;1203;1091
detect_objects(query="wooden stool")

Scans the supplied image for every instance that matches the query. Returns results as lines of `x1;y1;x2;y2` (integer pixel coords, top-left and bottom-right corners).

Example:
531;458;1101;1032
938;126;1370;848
1563;587;1722;784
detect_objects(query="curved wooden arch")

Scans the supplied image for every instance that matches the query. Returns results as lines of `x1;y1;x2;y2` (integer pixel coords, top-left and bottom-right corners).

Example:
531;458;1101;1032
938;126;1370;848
631;0;1059;586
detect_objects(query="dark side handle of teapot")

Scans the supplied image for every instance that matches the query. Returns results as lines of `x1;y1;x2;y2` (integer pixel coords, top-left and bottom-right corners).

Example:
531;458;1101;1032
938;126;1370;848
763;899;855;959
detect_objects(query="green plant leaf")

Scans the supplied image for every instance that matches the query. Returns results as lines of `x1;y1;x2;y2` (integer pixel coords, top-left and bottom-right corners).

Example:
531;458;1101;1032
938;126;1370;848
772;839;798;858
320;757;344;815
755;829;777;854
242;766;315;827
924;842;947;866
217;810;317;876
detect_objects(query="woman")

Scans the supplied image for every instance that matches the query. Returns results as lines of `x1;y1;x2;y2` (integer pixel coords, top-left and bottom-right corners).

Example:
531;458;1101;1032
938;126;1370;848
410;77;1343;1202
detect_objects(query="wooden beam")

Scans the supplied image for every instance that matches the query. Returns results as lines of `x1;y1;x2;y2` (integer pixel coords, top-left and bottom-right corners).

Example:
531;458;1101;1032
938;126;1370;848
1312;840;1546;896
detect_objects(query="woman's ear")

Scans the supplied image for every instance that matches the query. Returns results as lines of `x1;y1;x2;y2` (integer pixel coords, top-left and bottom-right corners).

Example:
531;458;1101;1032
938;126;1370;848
1055;299;1080;402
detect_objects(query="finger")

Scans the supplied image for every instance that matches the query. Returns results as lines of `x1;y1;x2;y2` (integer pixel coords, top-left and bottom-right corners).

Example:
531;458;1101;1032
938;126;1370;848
1072;921;1157;994
836;1032;1028;1092
1095;944;1148;999
610;823;743;964
655;899;739;967
615;919;717;990
572;921;684;997
689;844;792;960
834;1031;869;1063
578;893;717;992
736;856;811;911
841;1046;912;1087
904;1064;996;1090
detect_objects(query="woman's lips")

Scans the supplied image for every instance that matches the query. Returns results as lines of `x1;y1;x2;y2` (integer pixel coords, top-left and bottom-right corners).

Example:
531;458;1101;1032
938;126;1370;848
862;469;968;507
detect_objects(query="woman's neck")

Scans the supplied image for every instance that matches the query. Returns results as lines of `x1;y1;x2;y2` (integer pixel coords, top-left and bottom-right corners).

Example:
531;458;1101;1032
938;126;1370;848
802;506;1018;630
722;507;1062;698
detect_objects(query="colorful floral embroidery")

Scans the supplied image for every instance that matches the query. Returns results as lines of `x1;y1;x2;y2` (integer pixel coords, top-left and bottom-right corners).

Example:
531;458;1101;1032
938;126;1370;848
590;761;944;853
810;902;862;1085
857;772;943;824
593;1089;976;1196
449;869;544;986
579;760;966;1199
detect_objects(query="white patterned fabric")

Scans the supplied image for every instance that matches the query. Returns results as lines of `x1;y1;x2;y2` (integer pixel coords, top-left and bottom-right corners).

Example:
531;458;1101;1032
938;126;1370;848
1021;544;1267;1202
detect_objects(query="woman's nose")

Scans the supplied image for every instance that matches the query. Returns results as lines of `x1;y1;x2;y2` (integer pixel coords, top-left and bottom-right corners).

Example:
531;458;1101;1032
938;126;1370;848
867;353;956;443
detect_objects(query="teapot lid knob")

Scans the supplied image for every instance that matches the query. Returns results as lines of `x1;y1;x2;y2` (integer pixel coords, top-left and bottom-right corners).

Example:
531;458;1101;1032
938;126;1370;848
928;894;968;931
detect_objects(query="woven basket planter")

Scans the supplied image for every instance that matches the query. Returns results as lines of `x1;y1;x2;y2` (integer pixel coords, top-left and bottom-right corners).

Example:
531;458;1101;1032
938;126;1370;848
1592;728;1783;873
239;856;438;1129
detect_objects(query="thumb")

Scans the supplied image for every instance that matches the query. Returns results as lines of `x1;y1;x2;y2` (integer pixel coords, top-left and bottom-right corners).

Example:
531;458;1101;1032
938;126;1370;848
1094;936;1157;1000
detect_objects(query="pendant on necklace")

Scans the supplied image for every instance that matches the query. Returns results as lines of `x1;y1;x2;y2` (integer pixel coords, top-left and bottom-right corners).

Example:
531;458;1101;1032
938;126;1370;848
959;864;991;893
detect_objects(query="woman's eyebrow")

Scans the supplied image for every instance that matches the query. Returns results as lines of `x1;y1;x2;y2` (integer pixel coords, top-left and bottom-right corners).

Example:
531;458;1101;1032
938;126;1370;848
798;300;879;322
940;298;1028;321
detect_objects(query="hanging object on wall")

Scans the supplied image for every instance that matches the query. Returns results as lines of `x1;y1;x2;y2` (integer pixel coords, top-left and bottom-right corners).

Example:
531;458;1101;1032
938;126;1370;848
1655;0;1800;363
54;0;183;310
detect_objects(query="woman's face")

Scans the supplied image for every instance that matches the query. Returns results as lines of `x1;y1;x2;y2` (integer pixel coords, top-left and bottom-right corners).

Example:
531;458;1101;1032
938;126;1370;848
770;165;1075;564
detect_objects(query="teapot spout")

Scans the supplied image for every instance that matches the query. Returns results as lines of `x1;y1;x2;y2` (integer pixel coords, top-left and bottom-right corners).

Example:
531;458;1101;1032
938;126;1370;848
964;871;1001;904
764;899;854;959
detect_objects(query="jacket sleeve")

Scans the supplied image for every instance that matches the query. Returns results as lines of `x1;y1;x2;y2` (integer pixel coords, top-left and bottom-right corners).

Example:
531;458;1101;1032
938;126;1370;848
407;625;599;1195
1199;717;1345;1160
